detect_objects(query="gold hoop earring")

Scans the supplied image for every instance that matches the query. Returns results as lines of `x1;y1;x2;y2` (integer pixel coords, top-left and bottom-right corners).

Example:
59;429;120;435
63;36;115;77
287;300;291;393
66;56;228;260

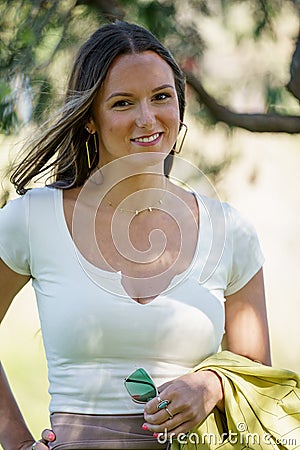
86;132;97;169
173;122;188;154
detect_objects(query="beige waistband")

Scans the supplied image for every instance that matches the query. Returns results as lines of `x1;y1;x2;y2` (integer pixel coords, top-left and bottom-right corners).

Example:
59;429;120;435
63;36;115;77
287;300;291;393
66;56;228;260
49;412;169;450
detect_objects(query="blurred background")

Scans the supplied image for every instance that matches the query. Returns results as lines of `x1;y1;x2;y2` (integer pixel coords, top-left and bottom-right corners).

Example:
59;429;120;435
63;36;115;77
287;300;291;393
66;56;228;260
0;0;300;444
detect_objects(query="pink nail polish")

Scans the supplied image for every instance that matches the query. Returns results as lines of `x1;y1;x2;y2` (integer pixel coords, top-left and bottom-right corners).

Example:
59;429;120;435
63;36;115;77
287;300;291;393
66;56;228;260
47;431;55;441
142;424;148;431
153;433;159;438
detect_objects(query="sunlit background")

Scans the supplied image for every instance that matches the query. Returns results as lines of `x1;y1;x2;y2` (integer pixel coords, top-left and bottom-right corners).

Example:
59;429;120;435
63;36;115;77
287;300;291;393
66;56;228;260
0;1;299;444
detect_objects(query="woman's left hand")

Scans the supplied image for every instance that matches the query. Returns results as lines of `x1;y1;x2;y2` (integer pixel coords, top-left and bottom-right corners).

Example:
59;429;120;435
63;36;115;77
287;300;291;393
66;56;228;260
143;370;223;437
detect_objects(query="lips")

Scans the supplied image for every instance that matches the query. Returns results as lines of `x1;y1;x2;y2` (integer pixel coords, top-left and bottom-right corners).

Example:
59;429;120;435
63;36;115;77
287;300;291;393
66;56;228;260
131;132;163;146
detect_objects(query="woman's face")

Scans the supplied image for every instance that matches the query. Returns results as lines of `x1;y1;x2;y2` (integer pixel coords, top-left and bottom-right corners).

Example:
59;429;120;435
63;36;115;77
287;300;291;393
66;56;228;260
88;51;180;168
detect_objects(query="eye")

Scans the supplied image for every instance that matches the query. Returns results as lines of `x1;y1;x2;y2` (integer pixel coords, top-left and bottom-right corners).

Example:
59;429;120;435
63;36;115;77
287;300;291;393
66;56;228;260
153;92;171;101
112;99;131;108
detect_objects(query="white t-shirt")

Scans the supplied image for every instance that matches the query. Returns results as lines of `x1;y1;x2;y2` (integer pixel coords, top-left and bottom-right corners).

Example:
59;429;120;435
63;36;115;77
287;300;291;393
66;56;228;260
0;187;264;414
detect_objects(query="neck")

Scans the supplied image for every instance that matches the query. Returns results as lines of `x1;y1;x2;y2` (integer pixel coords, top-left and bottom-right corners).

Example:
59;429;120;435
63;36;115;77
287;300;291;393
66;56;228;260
88;160;168;213
107;173;167;212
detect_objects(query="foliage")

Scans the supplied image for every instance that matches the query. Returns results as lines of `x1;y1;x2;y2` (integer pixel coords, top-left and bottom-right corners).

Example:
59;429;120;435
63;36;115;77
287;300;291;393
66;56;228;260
0;0;300;206
0;0;299;135
0;0;97;134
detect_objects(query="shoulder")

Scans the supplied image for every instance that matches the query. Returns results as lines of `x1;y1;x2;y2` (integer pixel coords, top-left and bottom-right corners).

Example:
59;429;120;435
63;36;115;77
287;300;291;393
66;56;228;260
0;190;30;222
221;202;260;242
4;186;56;205
26;185;57;200
23;186;58;210
195;194;256;234
0;186;59;225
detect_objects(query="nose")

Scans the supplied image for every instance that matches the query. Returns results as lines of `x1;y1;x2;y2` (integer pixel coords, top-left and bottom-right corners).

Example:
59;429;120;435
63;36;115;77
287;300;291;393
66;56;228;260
135;101;155;129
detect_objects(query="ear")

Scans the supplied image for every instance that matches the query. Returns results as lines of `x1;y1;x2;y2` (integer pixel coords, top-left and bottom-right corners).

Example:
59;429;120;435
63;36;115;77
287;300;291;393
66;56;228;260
85;119;96;134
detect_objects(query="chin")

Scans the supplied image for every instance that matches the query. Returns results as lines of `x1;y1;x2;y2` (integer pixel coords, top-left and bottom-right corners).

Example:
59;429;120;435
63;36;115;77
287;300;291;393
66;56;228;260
128;150;168;170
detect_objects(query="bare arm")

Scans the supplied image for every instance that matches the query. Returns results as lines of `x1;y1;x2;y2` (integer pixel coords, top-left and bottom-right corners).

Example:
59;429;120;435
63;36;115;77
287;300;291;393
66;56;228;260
0;258;34;450
223;267;271;365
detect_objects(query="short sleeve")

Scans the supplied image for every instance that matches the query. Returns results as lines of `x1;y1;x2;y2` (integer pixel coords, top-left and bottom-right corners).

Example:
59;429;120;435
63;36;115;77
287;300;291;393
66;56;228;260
225;204;264;296
0;193;31;275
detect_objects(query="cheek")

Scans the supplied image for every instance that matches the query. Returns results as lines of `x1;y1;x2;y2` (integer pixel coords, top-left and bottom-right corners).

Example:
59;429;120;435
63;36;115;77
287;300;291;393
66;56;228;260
106;114;131;135
165;107;180;134
99;117;124;143
165;100;180;122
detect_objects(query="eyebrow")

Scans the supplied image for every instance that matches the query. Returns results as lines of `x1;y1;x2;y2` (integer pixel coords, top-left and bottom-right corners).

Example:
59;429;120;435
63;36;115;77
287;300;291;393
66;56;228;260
106;84;175;102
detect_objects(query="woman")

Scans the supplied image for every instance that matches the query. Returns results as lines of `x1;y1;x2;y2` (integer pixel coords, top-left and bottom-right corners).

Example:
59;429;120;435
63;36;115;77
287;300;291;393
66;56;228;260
0;21;270;450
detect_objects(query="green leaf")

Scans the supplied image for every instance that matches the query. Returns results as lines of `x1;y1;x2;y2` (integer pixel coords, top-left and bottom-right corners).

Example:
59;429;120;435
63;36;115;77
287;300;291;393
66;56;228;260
18;27;36;46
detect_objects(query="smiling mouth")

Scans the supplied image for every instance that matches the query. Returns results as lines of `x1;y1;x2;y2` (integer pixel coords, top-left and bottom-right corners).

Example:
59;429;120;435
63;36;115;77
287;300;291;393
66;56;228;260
131;132;162;143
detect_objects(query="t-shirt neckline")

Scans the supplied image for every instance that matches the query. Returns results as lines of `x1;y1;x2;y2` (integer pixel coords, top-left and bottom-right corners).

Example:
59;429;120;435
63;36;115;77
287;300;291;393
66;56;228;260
53;187;213;302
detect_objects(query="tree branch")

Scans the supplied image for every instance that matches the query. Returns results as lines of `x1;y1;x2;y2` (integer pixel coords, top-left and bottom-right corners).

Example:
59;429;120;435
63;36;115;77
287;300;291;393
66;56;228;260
185;71;300;134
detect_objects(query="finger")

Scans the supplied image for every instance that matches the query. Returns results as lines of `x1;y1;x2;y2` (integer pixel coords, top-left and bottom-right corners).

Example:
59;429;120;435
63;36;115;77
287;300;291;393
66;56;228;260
145;393;174;415
144;405;196;434
145;395;188;427
30;441;50;450
41;429;56;442
144;411;181;434
144;396;163;414
144;406;173;425
157;380;173;392
145;396;180;423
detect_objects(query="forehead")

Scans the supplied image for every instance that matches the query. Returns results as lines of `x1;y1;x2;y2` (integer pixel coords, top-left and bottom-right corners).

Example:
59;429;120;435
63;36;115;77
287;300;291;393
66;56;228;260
100;51;176;95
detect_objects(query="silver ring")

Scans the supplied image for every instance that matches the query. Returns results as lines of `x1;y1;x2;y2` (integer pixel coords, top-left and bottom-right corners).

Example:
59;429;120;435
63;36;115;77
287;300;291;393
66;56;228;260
165;407;173;419
157;395;163;403
31;443;38;450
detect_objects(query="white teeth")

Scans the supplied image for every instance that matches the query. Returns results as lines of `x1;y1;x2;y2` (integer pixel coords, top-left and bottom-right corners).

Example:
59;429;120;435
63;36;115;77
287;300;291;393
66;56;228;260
134;133;160;143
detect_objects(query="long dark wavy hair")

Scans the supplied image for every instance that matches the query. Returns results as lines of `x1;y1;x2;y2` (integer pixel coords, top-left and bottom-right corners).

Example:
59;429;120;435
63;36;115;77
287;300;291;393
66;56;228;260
10;21;186;195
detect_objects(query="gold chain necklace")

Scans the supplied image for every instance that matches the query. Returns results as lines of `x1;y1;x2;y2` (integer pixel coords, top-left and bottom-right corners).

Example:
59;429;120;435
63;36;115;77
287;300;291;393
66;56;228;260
106;179;167;216
107;198;165;215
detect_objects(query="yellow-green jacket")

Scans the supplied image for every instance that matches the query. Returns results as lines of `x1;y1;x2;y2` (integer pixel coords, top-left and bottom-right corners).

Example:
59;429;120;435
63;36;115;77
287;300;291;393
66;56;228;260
171;351;300;450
